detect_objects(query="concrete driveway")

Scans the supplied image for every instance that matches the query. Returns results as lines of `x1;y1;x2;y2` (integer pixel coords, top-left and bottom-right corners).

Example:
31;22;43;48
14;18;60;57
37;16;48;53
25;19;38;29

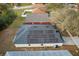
63;37;75;45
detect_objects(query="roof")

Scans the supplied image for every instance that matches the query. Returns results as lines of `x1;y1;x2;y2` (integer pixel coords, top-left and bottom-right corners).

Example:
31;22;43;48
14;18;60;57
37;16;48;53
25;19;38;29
5;50;72;56
25;13;49;22
13;24;64;44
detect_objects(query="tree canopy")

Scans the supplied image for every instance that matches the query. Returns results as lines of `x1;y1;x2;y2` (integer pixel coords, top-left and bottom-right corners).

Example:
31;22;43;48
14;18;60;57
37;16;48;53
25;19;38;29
0;4;17;31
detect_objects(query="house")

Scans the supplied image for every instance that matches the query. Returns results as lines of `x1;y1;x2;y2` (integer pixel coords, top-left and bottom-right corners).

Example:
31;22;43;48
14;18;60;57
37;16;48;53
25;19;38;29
13;3;64;47
5;50;72;56
13;24;64;47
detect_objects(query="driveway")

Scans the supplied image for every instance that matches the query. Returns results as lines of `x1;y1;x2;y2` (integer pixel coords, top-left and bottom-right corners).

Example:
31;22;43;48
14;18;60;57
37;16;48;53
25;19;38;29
63;37;75;45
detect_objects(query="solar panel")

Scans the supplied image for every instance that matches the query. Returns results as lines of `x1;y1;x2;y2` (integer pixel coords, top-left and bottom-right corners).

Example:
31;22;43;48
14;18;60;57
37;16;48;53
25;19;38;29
13;24;64;44
26;13;48;22
5;50;72;56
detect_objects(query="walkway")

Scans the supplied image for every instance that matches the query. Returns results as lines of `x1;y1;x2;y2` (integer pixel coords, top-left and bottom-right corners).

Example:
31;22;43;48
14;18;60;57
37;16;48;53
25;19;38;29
63;37;75;45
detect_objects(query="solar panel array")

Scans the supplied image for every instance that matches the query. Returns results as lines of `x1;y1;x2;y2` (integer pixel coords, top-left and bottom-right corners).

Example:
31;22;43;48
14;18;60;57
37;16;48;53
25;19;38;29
26;13;48;22
14;24;63;44
27;30;60;43
5;50;72;56
13;12;64;45
29;24;55;30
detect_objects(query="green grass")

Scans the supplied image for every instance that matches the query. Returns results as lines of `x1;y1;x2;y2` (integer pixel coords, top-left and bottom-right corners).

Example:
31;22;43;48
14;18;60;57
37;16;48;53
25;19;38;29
9;9;25;29
9;3;32;29
14;9;32;17
10;17;24;29
14;9;25;17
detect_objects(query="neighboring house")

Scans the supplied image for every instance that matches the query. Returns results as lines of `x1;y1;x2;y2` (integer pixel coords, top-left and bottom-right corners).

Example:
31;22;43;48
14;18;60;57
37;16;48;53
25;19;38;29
5;50;72;56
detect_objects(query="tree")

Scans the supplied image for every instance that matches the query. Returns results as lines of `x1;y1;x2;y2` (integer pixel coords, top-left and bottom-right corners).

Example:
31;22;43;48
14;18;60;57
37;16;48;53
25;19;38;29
0;4;16;31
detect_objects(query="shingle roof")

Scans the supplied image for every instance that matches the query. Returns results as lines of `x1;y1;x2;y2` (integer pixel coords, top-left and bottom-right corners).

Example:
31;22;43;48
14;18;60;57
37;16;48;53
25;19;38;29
5;50;72;56
13;24;64;44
